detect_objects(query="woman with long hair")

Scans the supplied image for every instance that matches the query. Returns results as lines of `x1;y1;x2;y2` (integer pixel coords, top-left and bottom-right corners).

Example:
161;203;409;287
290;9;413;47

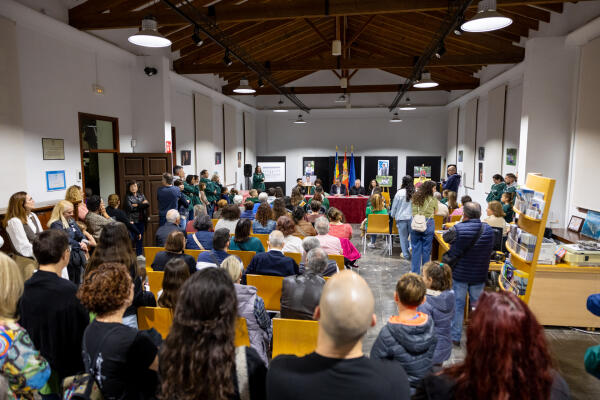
450;195;472;218
291;206;317;237
327;207;352;240
278;215;304;253
272;198;289;220
159;268;267;400
368;179;379;195
390;176;415;260
152;231;197;274
252;203;276;234
446;191;459;215
365;193;388;248
3;192;43;262
290;187;307;209
124;180;150;258
65;185;88;221
230;219;265;253
86;222;145;328
414;291;569;400
410;180;438;274
157;258;190;309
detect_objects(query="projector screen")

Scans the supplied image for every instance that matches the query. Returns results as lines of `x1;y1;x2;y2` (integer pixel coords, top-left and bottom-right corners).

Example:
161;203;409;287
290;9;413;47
258;162;286;182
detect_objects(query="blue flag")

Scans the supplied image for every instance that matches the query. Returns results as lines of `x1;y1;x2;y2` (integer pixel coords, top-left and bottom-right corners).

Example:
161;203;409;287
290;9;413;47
348;151;356;190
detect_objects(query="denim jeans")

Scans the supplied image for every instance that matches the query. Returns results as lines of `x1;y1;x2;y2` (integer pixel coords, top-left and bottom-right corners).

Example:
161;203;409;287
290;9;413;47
451;280;485;342
133;222;145;256
179;215;187;230
396;219;411;259
410;218;434;274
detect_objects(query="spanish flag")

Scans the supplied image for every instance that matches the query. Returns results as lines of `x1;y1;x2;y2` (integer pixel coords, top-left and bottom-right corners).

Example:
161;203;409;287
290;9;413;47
342;150;349;188
335;146;339;180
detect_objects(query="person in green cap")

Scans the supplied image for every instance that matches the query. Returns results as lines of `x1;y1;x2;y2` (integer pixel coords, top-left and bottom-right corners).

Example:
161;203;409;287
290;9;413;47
253;165;266;192
486;174;506;203
200;169;217;217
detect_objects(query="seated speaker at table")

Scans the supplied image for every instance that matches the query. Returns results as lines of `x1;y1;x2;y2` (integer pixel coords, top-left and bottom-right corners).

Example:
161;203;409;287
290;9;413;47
330;178;347;195
349;179;365;195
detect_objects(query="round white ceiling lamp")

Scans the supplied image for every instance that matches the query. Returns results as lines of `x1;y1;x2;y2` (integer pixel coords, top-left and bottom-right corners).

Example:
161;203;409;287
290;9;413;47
273;98;288;112
293;114;307;124
461;0;513;33
413;72;439;89
399;97;416;111
233;79;256;94
128;17;172;48
389;112;402;123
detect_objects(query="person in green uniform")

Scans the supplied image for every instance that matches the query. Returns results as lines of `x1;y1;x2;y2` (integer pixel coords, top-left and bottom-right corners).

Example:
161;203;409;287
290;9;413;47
200;169;217;217
184;175;201;221
486;174;507;203
501;192;515;223
504;173;518;199
252;166;266;192
211;174;222;204
306;187;329;211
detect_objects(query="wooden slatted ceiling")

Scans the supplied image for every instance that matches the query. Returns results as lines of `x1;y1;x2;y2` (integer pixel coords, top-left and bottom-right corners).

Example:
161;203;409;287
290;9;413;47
68;1;581;94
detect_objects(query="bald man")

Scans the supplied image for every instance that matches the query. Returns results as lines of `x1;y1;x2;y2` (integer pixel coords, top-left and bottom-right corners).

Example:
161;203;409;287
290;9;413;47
267;270;410;400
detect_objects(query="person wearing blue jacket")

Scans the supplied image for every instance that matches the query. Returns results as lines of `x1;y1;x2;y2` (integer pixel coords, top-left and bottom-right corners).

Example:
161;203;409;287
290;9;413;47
391;176;415;260
442;202;494;345
371;273;436;389
418;262;456;366
157;172;186;226
442;165;461;193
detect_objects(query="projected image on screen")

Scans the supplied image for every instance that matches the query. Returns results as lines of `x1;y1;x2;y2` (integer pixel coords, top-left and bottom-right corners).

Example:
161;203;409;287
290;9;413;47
258;162;286;183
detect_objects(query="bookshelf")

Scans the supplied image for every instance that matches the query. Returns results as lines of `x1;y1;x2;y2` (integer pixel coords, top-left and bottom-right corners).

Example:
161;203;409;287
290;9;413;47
500;173;555;303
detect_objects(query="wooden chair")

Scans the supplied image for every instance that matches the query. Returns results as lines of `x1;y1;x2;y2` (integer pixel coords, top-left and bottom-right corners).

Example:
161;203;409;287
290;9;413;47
434;215;445;231
235;317;251;347
145;267;153;273
146;271;164;298
250;233;269;250
272;318;319;358
284;252;302;264
363;214;391;253
184;249;203;259
211;219;219;229
137;307;172;339
227;250;255;269
450;214;462;223
381;191;391;207
144;247;163;268
246;274;283;312
328;254;345;271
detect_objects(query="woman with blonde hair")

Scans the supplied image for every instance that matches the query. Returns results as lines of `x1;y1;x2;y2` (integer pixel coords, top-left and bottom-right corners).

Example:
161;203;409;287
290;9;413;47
484;200;509;235
65;185;87;221
0;252;51;398
48;200;89;283
3;192;42;262
446;191;459;215
365;193;388;248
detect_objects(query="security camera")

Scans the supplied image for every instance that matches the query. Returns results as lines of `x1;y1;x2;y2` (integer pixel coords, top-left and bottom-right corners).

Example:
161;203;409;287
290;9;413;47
144;67;158;76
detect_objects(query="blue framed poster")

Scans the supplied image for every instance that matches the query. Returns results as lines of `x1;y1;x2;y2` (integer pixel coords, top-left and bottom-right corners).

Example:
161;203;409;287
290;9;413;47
581;210;600;240
46;170;66;191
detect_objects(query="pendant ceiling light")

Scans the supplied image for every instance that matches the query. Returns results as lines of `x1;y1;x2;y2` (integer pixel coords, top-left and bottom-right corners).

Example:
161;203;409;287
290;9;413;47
293;114;307;124
332;39;342;56
233;79;256;94
335;94;347;103
461;0;513;33
128;17;172;48
389;112;402;123
273;98;288;112
399;97;416;111
413;72;439;89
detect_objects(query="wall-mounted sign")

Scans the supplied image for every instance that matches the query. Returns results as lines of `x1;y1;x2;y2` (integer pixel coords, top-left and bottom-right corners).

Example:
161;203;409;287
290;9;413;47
42;138;65;160
46;170;66;191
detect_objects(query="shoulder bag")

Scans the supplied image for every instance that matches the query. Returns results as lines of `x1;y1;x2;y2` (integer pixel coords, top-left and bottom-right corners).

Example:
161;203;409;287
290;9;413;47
191;233;205;250
235;346;250;400
441;223;485;268
411;198;433;233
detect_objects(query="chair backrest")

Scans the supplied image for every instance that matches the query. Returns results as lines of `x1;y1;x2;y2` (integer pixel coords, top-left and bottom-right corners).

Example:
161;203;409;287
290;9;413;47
450;214;462;223
211;219;218;229
391;220;399;234
283;252;302;264
227;250;255;268
246;274;283;311
235;317;250;347
272;318;319;358
381;191;390;206
147;271;164;298
144;247;163;268
366;214;390;234
434;215;444;231
184;249;203;259
250;233;269;250
328;254;345;270
137;307;172;339
491;226;504;251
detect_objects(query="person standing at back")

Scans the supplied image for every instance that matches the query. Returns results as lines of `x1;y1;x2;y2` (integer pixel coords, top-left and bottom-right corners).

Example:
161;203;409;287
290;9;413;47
410;181;438;274
390;176;414;260
252;166;266;193
268;270;410;400
442;165;461;193
157;173;185;227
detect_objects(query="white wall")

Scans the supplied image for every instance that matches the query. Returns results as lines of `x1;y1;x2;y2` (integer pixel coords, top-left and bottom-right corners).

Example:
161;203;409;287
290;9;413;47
256;108;448;195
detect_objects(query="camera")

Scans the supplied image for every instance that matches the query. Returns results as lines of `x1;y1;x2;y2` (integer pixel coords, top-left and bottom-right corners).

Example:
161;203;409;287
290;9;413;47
144;67;158;76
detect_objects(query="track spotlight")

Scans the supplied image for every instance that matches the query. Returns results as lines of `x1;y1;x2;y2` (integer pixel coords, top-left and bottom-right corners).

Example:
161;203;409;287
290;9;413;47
293;114;307;124
192;27;203;47
258;78;265;88
389;112;402;123
435;44;446;59
273;98;288;112
399;97;416;111
223;51;233;67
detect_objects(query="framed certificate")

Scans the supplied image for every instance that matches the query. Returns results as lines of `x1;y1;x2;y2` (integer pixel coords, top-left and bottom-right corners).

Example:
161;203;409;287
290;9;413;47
46;170;66;191
42;138;65;160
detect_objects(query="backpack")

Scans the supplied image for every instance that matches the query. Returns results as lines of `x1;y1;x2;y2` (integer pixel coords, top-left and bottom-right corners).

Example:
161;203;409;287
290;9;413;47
411;198;433;232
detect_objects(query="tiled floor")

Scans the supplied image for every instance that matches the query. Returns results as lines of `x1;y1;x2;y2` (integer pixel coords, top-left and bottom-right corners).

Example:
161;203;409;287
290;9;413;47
351;228;600;400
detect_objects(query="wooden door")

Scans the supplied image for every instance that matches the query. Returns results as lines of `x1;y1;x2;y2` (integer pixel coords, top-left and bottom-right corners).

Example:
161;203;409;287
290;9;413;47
117;153;172;247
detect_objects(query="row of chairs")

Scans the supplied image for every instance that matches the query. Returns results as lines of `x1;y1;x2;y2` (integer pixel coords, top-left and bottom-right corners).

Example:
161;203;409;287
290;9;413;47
137;307;318;358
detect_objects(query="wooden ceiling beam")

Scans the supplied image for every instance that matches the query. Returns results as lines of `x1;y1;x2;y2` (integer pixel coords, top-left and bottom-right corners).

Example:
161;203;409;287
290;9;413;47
500;5;551;22
304;18;332;46
533;3;564;13
343;15;376;51
69;0;582;29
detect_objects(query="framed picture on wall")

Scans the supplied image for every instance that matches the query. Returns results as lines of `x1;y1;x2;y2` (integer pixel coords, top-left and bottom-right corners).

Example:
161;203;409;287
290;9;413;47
42;138;65;160
568;215;585;233
506;148;517;166
478;162;483;183
46;170;66;191
181;150;191;166
237;151;242;167
215;152;222;165
458;150;463;162
478;147;485;161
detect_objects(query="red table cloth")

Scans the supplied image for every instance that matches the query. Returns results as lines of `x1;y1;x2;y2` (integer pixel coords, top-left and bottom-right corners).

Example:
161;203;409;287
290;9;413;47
304;195;369;224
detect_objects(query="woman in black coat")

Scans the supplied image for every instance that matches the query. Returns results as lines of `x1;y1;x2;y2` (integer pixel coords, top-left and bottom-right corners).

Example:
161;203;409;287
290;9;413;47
123;181;150;258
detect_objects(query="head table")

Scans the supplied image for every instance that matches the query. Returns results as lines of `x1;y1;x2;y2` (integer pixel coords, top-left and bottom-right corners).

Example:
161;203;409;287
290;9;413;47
304;195;369;224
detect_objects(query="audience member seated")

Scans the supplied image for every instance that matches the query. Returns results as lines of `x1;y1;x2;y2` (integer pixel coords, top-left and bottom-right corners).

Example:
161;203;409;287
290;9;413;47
4;192;43;261
314;217;343;255
106;194;141;241
247;189;260;203
0;252;50;398
78;263;159;400
155;209;183;247
86;222;149;329
483;200;509;235
48;200;88;283
281;248;327;320
152;231;196;275
305;200;324;224
272;198;289;221
221;256;272;365
196;229;231;269
185;204;207;233
446;191;458;215
292;178;306;196
292;206;317;237
366;193;388;248
233;194;244;209
251;192;269;215
267;270;410;400
278;216;303;253
157;258;190;309
212;199;229;220
65;185;88;221
230;219;265;253
253;203;277;234
433;192;449;218
214;204;241;233
327;207;352;240
85;195;111;242
242;231;299;284
367;179;380;195
186;215;214;250
501;192;515;223
159;268;267;399
449;195;471;217
267;187;277;205
371;273;436;389
309;188;329;210
330;177;347;195
299;237;338;276
349;179;366;195
20;230;89;397
290;187;307;209
241;201;255;220
413;291;570;400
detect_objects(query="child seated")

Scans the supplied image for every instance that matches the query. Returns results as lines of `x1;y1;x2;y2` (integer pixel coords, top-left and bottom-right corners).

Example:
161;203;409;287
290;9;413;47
370;273;436;389
247;189;259;203
501;192;514;223
418;262;455;367
441;189;449;205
